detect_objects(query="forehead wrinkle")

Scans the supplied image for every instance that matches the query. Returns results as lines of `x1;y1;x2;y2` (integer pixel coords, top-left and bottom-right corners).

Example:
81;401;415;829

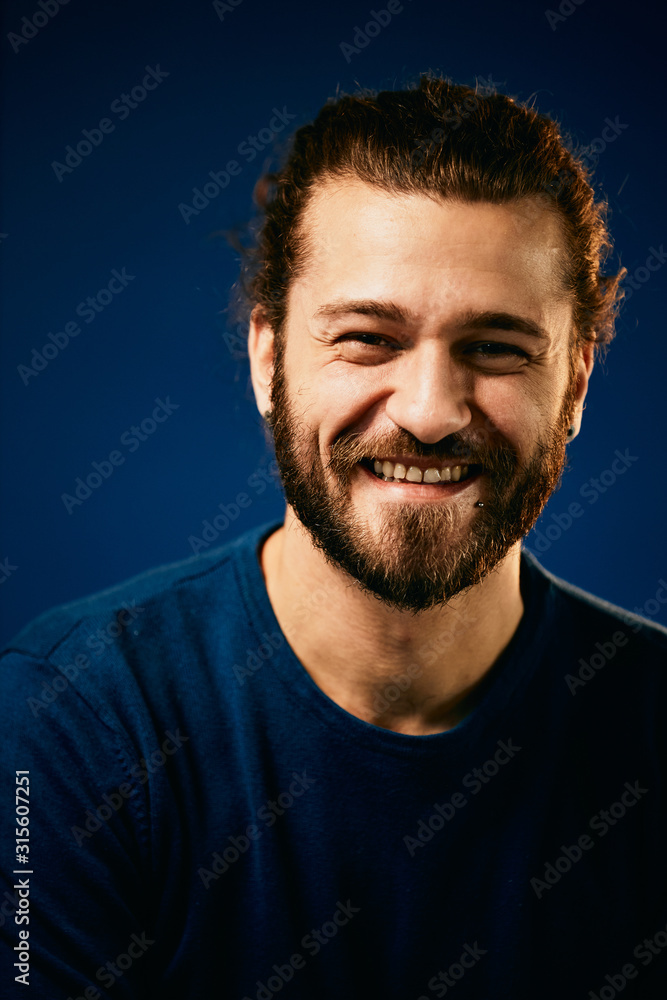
289;179;574;321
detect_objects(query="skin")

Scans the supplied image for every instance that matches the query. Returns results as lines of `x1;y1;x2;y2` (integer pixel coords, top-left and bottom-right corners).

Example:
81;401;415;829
248;177;594;736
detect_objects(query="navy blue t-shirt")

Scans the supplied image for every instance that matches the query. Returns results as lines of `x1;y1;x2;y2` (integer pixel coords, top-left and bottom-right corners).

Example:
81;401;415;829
1;519;667;999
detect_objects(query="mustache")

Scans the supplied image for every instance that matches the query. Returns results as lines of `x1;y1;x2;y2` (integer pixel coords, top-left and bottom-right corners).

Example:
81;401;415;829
328;429;519;476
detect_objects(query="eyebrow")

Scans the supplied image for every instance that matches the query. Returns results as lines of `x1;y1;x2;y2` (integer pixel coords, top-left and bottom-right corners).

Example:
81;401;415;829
314;300;411;325
313;300;550;341
458;309;550;341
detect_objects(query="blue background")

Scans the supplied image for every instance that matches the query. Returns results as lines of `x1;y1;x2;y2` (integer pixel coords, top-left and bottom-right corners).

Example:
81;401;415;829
2;0;665;644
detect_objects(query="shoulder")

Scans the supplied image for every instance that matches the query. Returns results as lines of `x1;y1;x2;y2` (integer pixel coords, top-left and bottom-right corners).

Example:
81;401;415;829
521;547;667;676
2;519;281;664
0;519;282;735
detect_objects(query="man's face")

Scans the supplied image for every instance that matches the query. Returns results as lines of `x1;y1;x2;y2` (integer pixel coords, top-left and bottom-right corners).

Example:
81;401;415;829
260;178;588;613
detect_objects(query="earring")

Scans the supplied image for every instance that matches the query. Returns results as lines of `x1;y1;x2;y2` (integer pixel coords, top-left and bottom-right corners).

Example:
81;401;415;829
566;426;575;439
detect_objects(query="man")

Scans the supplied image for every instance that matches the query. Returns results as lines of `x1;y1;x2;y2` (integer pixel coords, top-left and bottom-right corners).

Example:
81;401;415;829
2;75;666;998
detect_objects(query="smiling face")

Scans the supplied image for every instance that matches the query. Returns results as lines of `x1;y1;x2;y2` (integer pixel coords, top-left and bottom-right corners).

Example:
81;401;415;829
250;177;593;612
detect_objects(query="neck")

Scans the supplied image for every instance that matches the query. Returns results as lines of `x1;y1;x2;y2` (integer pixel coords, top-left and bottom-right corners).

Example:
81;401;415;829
259;508;525;735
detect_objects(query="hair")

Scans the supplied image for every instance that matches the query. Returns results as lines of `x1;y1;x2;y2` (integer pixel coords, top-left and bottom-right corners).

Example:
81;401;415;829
233;73;626;360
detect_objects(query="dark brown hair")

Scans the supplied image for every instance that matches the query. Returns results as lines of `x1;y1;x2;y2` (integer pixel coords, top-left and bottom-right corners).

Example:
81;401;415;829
234;73;625;359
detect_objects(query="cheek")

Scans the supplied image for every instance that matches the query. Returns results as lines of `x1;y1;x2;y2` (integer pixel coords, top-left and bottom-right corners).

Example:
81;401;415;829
459;377;545;444
310;365;387;438
303;362;568;453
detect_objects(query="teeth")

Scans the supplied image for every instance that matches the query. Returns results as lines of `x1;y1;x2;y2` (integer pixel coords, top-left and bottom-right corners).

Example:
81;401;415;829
369;459;470;484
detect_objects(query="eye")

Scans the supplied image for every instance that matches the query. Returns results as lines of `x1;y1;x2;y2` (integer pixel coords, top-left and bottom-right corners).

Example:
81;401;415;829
464;342;530;371
467;342;529;357
335;333;399;363
340;333;394;348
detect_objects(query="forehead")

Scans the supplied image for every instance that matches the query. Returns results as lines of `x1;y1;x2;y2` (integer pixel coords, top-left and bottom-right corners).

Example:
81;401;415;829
291;176;570;315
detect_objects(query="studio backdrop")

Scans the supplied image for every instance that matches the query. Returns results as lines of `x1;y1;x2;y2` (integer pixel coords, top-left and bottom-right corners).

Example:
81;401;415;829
1;0;665;644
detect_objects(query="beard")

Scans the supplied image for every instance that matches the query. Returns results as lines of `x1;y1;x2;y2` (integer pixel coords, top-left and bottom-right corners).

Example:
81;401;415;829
265;335;579;614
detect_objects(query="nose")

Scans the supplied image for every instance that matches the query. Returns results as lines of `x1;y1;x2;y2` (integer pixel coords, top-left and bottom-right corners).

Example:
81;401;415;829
383;341;473;444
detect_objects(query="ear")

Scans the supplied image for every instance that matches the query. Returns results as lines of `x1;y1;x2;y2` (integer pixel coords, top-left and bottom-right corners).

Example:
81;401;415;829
247;306;275;419
568;340;596;441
